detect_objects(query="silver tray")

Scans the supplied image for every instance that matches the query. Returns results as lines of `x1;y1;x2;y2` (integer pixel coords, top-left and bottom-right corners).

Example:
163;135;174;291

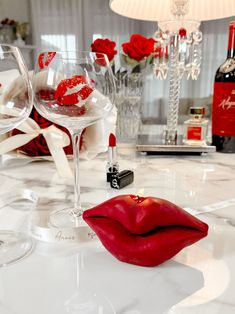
136;134;216;155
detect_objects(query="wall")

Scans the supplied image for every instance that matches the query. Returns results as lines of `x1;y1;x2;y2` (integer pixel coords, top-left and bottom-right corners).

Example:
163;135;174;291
0;0;30;22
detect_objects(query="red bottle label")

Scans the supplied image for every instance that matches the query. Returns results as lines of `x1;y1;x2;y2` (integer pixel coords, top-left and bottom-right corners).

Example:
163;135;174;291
187;126;202;140
212;82;235;136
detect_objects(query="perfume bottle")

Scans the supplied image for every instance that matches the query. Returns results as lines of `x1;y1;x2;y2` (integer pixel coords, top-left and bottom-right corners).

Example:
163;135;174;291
183;107;208;146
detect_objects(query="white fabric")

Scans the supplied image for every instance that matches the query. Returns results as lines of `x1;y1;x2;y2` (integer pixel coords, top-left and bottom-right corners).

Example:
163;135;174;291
30;0;235;123
0;109;73;178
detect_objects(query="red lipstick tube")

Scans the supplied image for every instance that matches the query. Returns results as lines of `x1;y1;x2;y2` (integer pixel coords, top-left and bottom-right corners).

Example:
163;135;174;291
107;133;119;182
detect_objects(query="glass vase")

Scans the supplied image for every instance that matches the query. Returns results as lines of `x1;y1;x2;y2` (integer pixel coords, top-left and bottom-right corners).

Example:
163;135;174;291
115;72;143;143
0;25;14;44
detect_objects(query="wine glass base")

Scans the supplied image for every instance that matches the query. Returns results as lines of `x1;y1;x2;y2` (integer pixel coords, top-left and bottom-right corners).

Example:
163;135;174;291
49;207;88;229
0;231;34;267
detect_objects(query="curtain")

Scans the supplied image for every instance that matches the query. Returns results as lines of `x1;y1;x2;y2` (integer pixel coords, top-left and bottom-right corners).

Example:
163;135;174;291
30;0;139;52
30;0;84;51
30;0;235;123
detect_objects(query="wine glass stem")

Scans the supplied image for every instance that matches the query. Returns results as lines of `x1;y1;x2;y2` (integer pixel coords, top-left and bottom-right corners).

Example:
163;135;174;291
70;129;83;217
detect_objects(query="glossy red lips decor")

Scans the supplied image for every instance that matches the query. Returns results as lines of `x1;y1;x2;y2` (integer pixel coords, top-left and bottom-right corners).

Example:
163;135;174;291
54;75;94;106
83;195;209;267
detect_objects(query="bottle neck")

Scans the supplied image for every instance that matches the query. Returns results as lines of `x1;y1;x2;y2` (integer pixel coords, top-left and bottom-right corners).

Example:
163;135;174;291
227;23;235;59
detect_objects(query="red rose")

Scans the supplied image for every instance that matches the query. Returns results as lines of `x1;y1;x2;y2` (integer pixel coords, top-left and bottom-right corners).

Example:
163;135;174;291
91;38;117;62
122;34;155;61
11;107;86;157
9;19;16;25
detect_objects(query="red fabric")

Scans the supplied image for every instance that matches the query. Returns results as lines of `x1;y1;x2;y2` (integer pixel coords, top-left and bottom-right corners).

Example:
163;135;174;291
122;34;155;62
83;195;208;267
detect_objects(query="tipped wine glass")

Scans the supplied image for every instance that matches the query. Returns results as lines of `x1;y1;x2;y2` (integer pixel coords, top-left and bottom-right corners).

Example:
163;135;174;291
33;51;115;228
0;44;34;266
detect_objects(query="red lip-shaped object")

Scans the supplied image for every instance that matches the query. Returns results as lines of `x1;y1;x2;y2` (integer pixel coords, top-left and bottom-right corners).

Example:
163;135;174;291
83;195;209;267
38;52;56;69
54;75;94;106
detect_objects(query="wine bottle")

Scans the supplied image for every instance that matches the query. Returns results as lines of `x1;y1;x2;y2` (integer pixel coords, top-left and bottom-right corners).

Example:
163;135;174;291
212;21;235;153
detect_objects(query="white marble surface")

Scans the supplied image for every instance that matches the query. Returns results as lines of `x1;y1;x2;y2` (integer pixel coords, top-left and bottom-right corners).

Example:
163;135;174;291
0;148;235;314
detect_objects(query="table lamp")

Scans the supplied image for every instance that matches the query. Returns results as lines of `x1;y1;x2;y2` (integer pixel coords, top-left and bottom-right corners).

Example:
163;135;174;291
110;0;235;153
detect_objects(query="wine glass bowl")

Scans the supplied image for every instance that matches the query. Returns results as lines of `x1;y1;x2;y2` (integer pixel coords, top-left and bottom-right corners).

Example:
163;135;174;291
0;45;33;135
33;51;114;130
33;51;115;228
0;44;33;266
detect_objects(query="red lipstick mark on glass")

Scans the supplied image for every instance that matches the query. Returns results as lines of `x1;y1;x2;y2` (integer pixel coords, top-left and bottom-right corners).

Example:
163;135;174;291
54;75;94;106
38;52;56;69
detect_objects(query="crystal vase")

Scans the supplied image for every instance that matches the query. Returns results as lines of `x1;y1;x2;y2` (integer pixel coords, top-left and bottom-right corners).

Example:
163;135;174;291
115;72;143;143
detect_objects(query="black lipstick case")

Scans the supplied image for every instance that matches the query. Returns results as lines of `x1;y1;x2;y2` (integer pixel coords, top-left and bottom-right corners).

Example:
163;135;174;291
110;170;134;189
107;166;119;182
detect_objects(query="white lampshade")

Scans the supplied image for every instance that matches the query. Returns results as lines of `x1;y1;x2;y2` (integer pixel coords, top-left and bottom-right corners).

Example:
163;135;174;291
110;0;235;22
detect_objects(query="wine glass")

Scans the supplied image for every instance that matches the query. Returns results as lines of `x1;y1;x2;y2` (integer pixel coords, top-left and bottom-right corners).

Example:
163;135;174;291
0;45;33;133
33;51;115;228
0;44;34;266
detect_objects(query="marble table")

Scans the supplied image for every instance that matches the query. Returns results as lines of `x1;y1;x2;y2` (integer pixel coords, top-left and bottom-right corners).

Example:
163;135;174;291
0;148;235;314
